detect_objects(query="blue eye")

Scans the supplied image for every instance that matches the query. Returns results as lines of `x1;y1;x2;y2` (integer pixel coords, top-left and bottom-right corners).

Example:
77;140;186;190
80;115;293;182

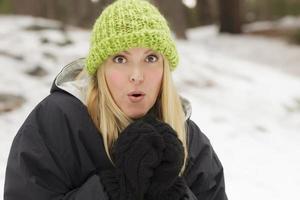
146;54;158;63
113;55;127;64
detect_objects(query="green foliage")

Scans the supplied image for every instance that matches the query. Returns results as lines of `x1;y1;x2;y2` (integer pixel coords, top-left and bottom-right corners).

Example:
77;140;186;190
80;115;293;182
246;0;300;21
287;1;300;15
0;0;12;14
271;0;287;17
270;0;300;17
289;28;300;45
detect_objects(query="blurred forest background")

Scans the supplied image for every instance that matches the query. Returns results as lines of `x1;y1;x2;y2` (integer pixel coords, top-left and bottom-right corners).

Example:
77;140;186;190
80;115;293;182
1;1;300;199
0;0;300;43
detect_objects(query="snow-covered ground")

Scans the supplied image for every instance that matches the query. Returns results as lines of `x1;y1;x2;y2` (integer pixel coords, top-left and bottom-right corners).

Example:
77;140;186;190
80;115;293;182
0;15;300;200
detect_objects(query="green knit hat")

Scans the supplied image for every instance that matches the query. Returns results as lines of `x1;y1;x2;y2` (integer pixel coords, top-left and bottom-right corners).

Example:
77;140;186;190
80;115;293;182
85;0;179;75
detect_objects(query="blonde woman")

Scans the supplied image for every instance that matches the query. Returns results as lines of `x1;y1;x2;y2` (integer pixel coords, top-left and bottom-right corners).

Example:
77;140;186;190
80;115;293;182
4;0;227;200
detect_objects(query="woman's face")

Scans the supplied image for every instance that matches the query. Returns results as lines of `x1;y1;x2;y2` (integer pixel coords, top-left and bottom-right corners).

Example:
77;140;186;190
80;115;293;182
104;47;164;119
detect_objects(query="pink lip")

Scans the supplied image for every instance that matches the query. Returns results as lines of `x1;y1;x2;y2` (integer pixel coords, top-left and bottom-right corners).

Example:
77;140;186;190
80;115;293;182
127;91;145;103
127;91;146;96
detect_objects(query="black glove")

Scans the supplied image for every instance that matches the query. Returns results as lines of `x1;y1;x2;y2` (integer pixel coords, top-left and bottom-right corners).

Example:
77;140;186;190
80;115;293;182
142;115;187;200
99;168;133;200
146;177;187;200
99;119;165;200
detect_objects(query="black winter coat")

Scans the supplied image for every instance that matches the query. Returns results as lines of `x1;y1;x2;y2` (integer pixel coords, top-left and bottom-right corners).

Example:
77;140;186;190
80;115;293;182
4;59;227;200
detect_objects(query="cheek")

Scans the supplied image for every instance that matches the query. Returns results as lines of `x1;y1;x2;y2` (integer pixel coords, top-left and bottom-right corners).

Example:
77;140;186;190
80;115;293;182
147;68;163;90
105;70;126;93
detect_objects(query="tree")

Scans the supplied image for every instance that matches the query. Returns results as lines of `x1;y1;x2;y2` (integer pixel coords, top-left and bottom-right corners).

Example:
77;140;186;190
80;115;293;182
10;0;112;28
196;0;213;25
218;0;242;34
152;0;188;39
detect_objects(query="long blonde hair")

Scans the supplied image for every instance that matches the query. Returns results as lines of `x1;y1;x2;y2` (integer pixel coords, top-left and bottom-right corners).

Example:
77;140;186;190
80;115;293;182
83;57;188;175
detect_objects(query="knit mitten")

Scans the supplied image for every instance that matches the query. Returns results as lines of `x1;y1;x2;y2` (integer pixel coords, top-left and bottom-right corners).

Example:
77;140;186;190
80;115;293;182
142;115;187;200
100;119;166;200
145;176;187;200
99;168;134;200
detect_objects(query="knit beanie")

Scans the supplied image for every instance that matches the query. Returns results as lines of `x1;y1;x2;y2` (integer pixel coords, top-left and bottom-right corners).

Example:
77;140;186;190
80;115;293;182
85;0;179;75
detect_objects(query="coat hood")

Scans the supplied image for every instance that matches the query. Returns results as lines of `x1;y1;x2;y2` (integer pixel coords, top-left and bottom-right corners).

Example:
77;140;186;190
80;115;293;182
51;58;192;120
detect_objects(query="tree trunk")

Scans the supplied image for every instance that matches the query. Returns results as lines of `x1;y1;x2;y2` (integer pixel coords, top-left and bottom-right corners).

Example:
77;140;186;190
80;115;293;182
196;0;213;25
218;0;242;34
152;0;187;39
11;0;41;16
11;0;186;31
44;0;57;19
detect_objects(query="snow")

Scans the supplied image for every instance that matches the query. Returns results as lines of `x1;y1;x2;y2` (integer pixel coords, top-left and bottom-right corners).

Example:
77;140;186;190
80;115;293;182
1;15;300;200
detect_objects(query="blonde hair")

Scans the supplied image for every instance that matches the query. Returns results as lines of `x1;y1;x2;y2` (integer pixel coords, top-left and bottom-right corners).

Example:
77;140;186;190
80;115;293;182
83;57;188;175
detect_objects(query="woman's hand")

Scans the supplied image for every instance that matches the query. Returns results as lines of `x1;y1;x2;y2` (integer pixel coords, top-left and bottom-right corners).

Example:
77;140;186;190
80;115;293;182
100;119;165;200
142;115;187;200
99;115;187;200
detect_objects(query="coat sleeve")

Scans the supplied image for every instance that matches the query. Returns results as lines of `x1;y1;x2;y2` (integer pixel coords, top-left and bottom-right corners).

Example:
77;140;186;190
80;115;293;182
4;97;110;200
184;120;228;200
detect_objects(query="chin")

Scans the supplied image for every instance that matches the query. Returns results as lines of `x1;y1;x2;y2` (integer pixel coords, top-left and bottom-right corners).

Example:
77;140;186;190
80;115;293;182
126;109;148;119
128;113;146;120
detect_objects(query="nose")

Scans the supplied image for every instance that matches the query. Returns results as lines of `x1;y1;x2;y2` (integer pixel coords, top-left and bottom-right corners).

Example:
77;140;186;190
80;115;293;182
129;67;144;84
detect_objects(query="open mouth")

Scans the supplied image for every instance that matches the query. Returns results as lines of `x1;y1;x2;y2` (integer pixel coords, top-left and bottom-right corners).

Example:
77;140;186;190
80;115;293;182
128;91;145;102
128;91;145;97
132;94;142;97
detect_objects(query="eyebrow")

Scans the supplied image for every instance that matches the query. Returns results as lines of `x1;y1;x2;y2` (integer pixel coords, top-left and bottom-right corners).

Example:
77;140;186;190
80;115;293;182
122;49;154;55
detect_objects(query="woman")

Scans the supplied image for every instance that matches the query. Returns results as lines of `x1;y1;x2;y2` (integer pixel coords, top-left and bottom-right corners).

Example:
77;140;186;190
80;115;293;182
4;0;227;200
